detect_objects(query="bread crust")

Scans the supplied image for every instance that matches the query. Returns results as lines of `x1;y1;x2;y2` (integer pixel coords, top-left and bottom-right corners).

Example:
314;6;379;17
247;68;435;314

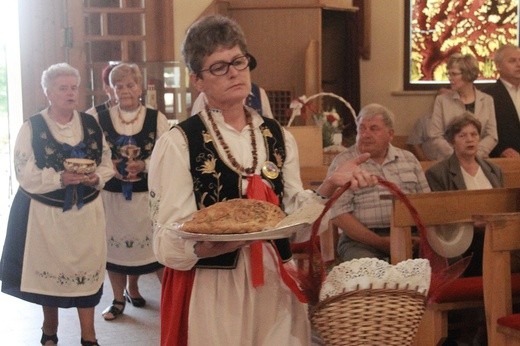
181;199;285;234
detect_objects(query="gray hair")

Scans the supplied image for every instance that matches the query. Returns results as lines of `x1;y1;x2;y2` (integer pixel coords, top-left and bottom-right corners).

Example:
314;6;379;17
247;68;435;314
357;103;395;130
109;63;142;87
447;53;480;82
40;63;80;96
181;15;248;76
494;44;520;66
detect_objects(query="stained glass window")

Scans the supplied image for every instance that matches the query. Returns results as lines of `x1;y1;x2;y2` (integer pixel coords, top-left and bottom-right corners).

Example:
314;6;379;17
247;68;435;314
404;0;519;90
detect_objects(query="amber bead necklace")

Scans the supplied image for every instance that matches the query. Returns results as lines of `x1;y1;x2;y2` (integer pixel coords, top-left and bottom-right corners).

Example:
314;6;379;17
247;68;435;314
205;105;258;175
117;104;142;125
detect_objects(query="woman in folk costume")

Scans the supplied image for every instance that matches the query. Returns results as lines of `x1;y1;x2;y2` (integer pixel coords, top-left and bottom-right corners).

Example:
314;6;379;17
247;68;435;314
148;15;375;346
95;63;169;321
0;63;114;346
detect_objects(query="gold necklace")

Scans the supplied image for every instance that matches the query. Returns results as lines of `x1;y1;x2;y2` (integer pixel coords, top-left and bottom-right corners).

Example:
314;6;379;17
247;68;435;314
206;106;258;175
117;105;142;125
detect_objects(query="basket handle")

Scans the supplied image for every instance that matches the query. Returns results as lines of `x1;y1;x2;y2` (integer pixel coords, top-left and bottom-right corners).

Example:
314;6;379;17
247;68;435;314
287;92;357;127
303;176;468;305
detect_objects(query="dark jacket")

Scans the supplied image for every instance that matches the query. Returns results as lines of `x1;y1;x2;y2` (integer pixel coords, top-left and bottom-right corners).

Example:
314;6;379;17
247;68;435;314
425;153;503;191
482;79;520;157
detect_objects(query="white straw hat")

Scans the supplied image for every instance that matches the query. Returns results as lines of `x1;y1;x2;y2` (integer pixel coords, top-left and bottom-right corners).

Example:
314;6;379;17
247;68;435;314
426;223;474;258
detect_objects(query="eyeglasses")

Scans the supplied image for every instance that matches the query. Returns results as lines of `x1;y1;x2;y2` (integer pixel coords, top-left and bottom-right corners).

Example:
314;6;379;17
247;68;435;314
199;55;250;76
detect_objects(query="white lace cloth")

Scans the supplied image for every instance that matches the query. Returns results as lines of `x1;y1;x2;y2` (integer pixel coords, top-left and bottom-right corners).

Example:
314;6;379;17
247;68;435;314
319;258;431;301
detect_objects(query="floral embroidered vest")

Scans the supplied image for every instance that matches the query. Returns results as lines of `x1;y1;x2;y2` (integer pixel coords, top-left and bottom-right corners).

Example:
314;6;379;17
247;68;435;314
27;112;103;207
98;108;158;192
177;113;292;269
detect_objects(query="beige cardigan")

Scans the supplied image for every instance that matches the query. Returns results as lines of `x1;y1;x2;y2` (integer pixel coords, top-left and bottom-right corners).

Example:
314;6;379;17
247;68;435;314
424;88;498;160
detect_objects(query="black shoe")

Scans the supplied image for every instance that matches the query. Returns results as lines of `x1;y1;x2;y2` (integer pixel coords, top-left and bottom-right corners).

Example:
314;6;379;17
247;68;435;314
101;299;126;321
124;289;146;307
40;329;58;345
80;338;99;346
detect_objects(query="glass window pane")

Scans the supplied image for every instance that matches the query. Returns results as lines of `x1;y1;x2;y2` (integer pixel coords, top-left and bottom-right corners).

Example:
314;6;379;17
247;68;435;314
405;0;519;90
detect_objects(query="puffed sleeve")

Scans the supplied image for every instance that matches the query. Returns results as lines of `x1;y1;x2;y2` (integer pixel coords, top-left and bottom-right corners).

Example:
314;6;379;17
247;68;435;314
13;121;61;193
95;133;117;189
280;128;331;242
148;128;200;270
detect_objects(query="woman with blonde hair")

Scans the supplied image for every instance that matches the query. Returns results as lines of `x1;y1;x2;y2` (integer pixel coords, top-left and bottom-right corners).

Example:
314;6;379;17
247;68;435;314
425;53;497;160
96;63;169;321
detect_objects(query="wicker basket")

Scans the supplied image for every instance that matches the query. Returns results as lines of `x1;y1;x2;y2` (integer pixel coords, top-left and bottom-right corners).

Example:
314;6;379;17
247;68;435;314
310;288;427;346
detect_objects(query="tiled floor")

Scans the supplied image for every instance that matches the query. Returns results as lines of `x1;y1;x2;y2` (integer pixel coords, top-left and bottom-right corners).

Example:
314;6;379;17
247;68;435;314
0;273;162;345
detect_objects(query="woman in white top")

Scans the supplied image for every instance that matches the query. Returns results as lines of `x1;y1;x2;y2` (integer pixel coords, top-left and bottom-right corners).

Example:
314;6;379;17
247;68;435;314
0;63;115;346
426;53;497;159
95;63;169;321
148;15;376;346
425;112;503;276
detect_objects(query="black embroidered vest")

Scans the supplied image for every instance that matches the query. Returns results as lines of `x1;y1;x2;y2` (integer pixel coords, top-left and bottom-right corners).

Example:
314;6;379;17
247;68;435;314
94;102;109;115
98;108;158;193
26;112;103;207
177;114;292;269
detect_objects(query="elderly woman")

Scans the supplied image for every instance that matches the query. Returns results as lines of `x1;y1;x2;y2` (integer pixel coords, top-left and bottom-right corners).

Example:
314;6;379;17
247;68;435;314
426;113;502;192
425;113;502;344
0;63;114;346
148;15;376;346
426;113;502;274
425;53;497;160
96;63;169;321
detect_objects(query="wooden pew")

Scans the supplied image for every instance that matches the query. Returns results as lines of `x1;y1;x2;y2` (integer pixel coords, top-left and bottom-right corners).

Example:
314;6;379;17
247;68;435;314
473;213;520;346
301;157;520;191
391;188;520;345
299;159;520;271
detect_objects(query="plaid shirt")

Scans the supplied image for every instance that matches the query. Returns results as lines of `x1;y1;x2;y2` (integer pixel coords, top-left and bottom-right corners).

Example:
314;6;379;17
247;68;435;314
329;144;430;229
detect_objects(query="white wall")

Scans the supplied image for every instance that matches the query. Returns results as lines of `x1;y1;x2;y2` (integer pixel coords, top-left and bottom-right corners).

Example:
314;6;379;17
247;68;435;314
174;0;436;136
360;0;436;135
173;1;213;61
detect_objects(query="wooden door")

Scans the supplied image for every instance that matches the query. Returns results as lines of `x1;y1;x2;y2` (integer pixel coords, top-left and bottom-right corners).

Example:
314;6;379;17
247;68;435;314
18;0;74;117
17;0;174;116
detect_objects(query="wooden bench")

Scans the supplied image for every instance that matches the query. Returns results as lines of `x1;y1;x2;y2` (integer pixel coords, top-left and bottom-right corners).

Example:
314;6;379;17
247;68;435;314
301;156;520;191
298;158;520;270
391;188;520;345
474;212;520;346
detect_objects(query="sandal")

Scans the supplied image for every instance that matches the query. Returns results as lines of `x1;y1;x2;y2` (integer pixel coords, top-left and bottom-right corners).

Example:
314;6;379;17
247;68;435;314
124;289;146;307
101;299;125;321
80;338;100;346
40;329;58;345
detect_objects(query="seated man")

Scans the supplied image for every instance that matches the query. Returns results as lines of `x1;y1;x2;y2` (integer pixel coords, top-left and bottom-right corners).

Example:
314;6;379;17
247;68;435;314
329;103;431;262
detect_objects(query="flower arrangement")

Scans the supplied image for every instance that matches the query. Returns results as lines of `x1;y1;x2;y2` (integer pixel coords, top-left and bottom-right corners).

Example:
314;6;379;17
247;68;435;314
288;92;357;148
313;108;343;147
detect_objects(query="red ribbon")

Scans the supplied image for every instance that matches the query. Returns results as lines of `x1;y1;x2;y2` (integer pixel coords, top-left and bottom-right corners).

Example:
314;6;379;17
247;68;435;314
246;175;279;287
245;175;308;302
